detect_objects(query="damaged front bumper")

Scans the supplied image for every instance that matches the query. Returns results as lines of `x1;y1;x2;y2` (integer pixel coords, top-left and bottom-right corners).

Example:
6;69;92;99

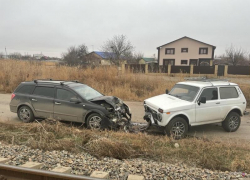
143;112;165;133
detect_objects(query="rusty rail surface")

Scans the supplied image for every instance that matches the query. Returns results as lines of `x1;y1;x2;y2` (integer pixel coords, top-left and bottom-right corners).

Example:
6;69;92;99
0;163;103;180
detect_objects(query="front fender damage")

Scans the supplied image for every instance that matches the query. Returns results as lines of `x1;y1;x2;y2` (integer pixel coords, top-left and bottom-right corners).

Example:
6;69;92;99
90;96;132;130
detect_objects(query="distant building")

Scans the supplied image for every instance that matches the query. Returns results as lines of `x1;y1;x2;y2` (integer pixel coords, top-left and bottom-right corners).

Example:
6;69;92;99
139;57;157;64
84;51;113;65
33;53;44;60
2;55;9;59
157;36;216;66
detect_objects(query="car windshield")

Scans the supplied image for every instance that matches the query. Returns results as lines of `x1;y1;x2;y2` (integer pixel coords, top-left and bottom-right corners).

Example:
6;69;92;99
169;84;199;102
72;85;103;100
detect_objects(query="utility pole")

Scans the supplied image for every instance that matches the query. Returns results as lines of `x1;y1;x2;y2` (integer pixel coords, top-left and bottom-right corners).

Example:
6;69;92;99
5;47;7;59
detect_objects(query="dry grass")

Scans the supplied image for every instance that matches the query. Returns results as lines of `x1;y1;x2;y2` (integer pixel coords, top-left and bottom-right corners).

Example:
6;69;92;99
0;60;177;101
0;121;249;173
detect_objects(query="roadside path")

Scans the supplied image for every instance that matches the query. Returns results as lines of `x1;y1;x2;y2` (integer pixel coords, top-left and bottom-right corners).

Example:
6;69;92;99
1;93;250;141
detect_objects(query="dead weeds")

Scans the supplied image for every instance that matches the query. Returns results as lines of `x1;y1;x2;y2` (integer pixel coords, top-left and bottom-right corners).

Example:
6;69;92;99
0;121;249;173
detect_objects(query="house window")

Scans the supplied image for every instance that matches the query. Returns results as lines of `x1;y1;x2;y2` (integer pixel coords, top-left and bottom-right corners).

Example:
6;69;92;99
165;48;175;54
190;59;198;66
199;48;208;54
181;60;188;65
163;59;175;66
181;48;188;53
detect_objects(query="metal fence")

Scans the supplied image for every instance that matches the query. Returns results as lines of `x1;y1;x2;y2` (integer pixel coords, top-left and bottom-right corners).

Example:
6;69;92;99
193;66;215;74
228;66;250;75
125;64;145;73
171;66;190;74
123;64;250;76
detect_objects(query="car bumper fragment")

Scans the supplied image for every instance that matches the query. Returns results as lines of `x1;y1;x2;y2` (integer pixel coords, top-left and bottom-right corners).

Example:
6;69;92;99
244;111;249;115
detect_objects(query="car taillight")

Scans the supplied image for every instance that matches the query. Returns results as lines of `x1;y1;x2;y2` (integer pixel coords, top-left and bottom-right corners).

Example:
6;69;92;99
11;93;15;100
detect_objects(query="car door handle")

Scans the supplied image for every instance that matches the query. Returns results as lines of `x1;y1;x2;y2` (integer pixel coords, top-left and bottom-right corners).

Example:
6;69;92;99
216;102;220;104
31;99;37;102
55;102;61;105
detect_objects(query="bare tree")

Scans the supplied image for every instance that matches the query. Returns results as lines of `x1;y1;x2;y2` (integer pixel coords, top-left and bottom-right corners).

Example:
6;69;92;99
102;35;134;65
225;45;249;66
133;52;144;61
62;44;89;66
9;52;22;59
77;44;89;60
126;51;144;64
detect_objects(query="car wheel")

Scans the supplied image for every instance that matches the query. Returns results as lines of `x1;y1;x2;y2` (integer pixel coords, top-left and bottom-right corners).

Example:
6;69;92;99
165;117;188;139
86;113;103;130
222;112;241;132
18;106;35;123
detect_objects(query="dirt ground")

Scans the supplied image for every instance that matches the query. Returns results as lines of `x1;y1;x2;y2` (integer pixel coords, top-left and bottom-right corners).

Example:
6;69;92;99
1;93;250;142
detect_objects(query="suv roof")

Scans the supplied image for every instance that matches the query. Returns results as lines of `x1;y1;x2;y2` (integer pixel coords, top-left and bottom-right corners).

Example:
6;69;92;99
178;81;238;88
21;80;83;87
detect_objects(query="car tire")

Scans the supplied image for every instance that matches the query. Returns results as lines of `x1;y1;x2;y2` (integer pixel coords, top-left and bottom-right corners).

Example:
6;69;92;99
222;112;241;132
164;117;188;139
86;113;103;130
17;106;35;123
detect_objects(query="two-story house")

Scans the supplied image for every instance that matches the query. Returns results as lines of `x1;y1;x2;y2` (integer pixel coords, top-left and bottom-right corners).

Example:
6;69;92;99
157;36;216;66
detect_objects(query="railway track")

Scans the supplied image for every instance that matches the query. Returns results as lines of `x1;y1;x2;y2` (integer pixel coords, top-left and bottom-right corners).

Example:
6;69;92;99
0;163;103;180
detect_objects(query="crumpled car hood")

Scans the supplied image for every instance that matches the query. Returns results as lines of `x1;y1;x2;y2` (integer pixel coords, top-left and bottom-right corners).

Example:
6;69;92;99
90;96;120;107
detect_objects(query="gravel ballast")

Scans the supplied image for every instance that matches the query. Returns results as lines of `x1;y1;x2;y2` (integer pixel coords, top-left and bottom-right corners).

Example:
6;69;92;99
0;142;249;180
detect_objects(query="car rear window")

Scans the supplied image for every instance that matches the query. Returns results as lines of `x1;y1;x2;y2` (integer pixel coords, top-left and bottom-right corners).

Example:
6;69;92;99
16;85;35;94
220;87;239;99
33;86;54;98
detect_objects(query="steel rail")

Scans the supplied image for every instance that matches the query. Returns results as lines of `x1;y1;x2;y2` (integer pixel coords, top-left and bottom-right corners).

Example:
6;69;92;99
0;163;104;180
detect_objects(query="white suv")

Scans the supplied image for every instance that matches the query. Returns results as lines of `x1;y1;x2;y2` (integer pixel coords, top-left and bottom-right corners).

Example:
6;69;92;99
143;78;248;139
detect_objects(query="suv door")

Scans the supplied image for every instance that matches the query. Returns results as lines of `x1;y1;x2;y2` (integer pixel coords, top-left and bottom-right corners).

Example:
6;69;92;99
29;86;55;119
53;88;87;122
195;87;222;122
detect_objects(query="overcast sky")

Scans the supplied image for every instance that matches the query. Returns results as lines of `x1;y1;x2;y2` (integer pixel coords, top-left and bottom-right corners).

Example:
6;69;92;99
1;0;250;58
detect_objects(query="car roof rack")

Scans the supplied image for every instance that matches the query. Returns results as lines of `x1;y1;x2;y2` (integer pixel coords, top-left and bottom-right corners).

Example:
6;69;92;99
33;79;79;86
34;79;53;83
184;77;229;82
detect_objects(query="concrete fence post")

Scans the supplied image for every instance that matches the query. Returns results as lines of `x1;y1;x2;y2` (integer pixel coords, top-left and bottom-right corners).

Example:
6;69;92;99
168;64;171;75
214;65;218;77
121;64;125;74
145;64;148;74
210;60;213;66
190;65;194;76
127;64;130;73
224;65;228;77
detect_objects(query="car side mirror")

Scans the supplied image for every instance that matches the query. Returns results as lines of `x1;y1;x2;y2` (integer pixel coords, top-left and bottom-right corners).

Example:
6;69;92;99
166;89;169;94
70;97;81;104
198;97;206;105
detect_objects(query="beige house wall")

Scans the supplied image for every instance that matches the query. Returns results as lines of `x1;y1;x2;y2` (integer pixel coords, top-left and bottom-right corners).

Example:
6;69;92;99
101;59;111;65
139;59;146;64
159;37;214;66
